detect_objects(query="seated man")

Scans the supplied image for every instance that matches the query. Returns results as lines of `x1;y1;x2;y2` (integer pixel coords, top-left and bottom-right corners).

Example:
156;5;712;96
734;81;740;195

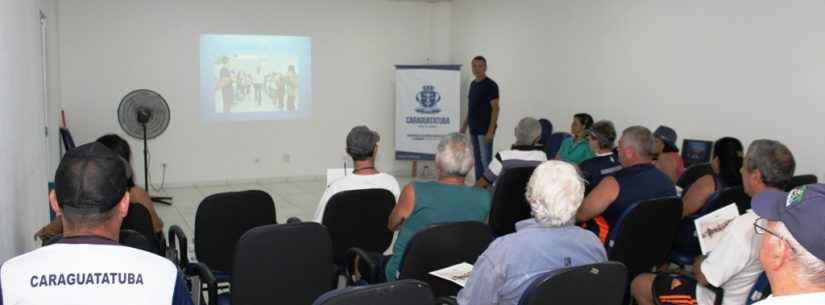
578;120;622;194
0;143;192;305
458;160;607;305
313;125;400;222
753;184;825;304
575;125;676;242
385;133;491;281
631;139;796;305
475;117;547;189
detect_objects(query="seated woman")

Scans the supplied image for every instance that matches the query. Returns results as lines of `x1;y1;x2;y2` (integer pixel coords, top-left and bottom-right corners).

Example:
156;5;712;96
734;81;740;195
681;137;743;217
35;134;165;241
557;113;595;165
653;125;685;183
457;161;607;305
384;133;492;281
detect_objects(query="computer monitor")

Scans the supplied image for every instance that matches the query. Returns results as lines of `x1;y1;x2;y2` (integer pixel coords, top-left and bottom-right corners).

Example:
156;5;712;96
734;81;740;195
681;139;713;167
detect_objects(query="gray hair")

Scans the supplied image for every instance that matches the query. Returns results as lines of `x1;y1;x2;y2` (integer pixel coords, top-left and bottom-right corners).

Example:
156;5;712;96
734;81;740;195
745;139;795;188
436;133;474;177
621;126;657;159
775;222;825;288
590;120;617;150
515;117;542;146
525;161;585;227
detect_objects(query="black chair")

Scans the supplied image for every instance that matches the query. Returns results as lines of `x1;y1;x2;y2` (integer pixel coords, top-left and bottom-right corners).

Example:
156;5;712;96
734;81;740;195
676;163;714;191
119;229;156;253
322;189;395;268
518;262;627;305
207;222;334;305
670;187;750;266
312;279;434;305
784;174;818;191
122;203;163;255
194;190;277;277
397;221;494;298
488;166;536;237
59;127;76;151
606;197;682;285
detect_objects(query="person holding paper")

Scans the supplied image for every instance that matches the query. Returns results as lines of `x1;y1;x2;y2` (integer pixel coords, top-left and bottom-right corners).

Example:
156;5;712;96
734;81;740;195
752;184;825;304
631;139;796;305
457;160;606;305
312;126;400;222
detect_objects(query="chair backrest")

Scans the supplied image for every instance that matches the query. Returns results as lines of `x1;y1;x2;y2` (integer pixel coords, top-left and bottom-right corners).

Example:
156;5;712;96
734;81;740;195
489;166;537;237
784;174;818;192
398;221;494;298
119;229;156;253
746;272;771;305
322;189;395;265
701;186;751;215
195;190;277;273
677;163;714;191
122;203;161;254
59;128;76;151
232;222;334;305
606;197;682;281
518;262;627;305
545;132;571;159
312;279;434;305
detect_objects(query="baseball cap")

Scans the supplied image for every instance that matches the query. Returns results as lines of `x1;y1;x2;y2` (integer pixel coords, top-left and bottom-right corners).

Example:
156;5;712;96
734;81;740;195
346;125;380;156
752;184;825;261
653;126;678;150
54;142;130;214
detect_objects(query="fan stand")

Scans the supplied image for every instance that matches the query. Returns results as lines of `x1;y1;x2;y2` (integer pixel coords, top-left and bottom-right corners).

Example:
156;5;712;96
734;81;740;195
141;122;173;205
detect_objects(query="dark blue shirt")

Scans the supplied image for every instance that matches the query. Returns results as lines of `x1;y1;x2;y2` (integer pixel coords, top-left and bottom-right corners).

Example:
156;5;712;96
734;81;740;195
579;153;622;194
467;77;499;135
602;163;676;229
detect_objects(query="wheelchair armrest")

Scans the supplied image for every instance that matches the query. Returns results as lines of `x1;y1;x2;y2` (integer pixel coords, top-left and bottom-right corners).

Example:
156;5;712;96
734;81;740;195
186;262;218;305
167;225;189;266
344;247;381;284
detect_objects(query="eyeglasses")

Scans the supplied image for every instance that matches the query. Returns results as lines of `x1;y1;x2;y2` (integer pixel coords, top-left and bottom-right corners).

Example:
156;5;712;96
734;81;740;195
753;218;797;254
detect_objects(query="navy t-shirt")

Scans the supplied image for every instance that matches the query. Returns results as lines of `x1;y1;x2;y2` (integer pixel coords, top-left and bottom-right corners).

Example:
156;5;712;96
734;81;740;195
467;77;499;135
579;153;622;194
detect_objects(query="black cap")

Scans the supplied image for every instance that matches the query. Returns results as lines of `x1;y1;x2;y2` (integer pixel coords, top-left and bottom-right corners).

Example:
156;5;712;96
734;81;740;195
54;142;130;214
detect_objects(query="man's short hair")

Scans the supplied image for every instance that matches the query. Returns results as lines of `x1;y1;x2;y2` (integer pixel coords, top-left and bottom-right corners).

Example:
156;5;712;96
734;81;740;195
621;126;657;159
588;120;616;150
55;142;129;226
515;117;542;146
346;126;380;161
472;56;487;64
745;139;795;188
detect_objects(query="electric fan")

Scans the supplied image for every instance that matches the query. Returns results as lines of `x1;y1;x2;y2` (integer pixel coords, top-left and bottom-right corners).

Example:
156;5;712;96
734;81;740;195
117;89;172;205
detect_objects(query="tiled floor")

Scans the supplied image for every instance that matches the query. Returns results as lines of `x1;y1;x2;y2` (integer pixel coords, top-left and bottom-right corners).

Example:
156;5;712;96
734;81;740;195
152;176;419;260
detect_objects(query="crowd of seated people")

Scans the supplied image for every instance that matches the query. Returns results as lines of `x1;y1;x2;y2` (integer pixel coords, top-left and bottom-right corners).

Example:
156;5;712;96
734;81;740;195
5;113;825;305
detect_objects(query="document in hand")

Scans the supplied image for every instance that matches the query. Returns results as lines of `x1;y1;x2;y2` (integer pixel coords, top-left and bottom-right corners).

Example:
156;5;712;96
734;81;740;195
695;203;740;255
429;262;474;287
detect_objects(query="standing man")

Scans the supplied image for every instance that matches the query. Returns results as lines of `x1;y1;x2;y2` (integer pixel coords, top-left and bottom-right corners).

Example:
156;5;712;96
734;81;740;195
460;56;500;182
216;56;234;113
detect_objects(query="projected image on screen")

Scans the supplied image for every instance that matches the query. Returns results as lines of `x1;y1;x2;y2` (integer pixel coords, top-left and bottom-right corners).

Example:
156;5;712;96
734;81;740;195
200;34;311;122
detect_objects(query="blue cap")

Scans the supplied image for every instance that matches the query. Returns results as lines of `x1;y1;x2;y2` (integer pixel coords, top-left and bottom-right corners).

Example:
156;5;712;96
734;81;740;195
752;184;825;261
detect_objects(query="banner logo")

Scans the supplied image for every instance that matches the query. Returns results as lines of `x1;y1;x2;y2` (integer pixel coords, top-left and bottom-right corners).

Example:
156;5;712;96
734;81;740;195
415;85;441;114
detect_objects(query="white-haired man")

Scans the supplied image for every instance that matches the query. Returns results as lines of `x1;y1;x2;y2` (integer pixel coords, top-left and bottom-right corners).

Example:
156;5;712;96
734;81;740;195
457;160;607;305
384;133;491;281
476;117;547;189
751;184;825;304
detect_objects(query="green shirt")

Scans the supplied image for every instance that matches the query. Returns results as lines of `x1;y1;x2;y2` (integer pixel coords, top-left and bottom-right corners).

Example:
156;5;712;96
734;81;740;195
385;181;491;280
558;137;595;165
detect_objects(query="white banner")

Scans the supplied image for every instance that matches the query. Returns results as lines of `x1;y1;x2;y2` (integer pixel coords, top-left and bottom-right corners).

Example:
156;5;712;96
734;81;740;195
395;65;461;160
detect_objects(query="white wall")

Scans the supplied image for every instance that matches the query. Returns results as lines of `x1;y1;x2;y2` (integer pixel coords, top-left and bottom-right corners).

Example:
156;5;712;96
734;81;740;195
451;0;825;178
0;0;54;262
57;0;447;186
